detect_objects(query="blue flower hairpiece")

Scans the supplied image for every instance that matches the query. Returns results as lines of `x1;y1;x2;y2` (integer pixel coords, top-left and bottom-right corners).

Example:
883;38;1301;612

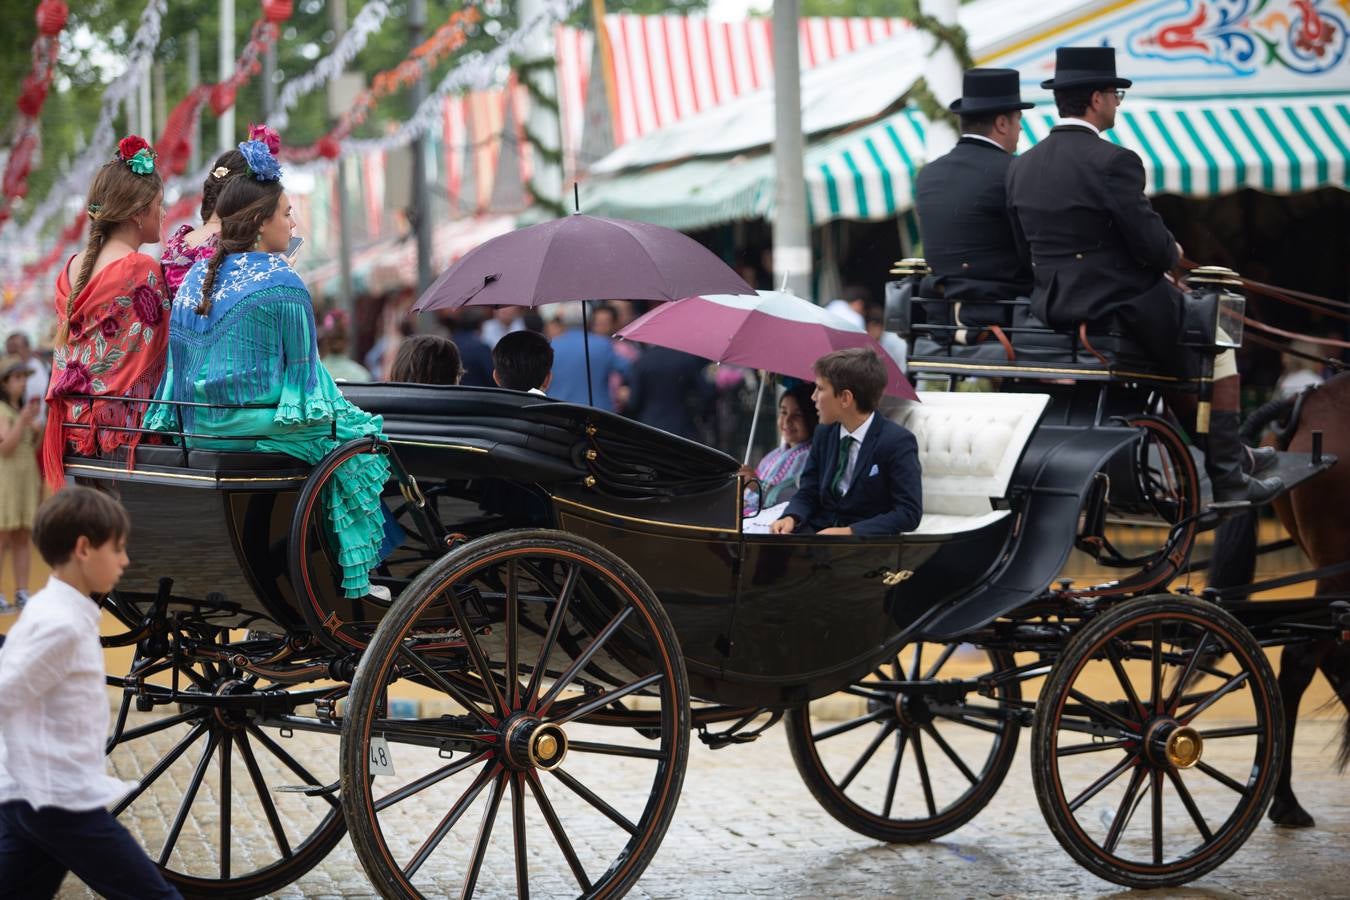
238;139;282;183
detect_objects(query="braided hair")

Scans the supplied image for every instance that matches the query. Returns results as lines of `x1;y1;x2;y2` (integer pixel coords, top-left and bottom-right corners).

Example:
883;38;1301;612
199;149;248;222
196;176;283;316
57;155;163;346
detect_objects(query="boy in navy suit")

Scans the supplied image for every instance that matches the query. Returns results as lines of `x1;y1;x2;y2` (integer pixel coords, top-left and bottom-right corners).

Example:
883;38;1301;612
772;348;922;536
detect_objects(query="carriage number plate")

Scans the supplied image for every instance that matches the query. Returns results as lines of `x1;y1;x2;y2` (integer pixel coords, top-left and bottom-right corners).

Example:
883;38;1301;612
369;737;396;776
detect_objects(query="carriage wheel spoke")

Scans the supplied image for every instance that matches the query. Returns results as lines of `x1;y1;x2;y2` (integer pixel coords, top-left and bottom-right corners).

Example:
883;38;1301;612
911;729;938;817
1197;725;1262;739
548;672;664;725
395;646;496;729
526;770;593;893
1178;671;1251;725
404;761;499;881
505;561;520;709
1150;770;1164;865
1165;767;1213;842
537;606;634;716
552;767;639;834
461;772;506;900
511;773;529;900
107;691;133;753
1068;752;1137;813
446;590;510;718
525;563;579;705
1166;631;1210;714
376;752;493;812
922;643;959;680
247;724;340;809
1102;763;1147;855
881;730;909;818
1195;760;1248;794
841;685;892;703
1105;641;1147;721
1150;622;1164;714
234;732;292;858
908;644;924;682
110;722;208;816
1068;689;1140;735
159;730;219;867
811;707;888;742
922;723;978;784
1057;738;1135;757
219;735;232;879
110;707;204;748
839;722;896;791
566;740;666;761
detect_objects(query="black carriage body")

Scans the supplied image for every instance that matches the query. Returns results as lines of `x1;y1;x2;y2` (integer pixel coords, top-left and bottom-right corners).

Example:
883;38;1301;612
71;381;1166;709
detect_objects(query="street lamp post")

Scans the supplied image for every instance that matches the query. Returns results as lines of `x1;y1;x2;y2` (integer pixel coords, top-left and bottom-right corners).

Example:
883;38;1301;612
772;0;811;301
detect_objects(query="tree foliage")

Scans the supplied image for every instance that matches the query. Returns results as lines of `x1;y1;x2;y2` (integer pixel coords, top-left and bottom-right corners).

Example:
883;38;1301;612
2;0;705;234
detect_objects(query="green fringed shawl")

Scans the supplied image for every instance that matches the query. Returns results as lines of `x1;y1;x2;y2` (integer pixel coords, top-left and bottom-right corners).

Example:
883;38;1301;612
146;252;392;598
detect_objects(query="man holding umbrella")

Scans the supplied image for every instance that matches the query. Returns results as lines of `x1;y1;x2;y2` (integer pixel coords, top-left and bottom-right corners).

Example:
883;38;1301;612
1005;46;1279;505
914;68;1034;337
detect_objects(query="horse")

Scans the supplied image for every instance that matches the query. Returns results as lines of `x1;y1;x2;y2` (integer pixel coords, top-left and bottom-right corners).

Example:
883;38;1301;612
1207;370;1350;828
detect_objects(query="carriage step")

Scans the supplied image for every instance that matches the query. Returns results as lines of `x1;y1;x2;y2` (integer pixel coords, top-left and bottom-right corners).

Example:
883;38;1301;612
276;781;340;797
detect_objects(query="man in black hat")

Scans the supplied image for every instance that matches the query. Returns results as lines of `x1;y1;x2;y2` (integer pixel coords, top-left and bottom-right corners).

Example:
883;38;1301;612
914;68;1033;337
1006;46;1279;504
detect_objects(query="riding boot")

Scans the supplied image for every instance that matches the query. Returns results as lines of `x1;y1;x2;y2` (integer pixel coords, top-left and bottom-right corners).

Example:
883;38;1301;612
1208;410;1283;504
1246;444;1279;475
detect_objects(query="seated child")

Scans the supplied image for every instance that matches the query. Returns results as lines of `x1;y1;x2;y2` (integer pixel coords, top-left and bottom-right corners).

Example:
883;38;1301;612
771;348;922;536
492;330;553;394
0;488;181;899
390;334;462;385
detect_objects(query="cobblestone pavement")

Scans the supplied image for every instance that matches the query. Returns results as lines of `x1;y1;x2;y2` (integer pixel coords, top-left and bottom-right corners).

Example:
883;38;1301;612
58;713;1347;899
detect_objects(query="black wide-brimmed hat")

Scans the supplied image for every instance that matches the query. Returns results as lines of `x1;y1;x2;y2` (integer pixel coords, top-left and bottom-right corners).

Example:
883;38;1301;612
948;68;1034;115
1040;46;1133;90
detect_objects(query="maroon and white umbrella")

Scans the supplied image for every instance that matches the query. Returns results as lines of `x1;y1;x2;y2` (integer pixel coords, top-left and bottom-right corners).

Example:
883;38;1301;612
617;290;916;461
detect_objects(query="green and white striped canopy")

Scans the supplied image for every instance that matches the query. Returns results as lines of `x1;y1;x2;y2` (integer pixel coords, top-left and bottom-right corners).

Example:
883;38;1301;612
584;95;1350;231
806;96;1350;225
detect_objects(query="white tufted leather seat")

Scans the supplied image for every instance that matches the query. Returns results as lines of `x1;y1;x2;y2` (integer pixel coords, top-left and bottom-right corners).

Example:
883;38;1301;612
889;391;1049;536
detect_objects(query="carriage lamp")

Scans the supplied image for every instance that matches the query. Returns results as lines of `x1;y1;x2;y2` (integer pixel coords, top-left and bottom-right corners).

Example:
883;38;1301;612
1180;266;1245;350
884;258;930;338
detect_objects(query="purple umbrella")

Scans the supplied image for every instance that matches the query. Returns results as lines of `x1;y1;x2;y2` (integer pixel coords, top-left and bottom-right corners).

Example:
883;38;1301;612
412;214;752;312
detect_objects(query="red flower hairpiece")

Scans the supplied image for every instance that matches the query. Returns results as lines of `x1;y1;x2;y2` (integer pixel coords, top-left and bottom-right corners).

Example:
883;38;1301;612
118;135;152;161
248;123;282;155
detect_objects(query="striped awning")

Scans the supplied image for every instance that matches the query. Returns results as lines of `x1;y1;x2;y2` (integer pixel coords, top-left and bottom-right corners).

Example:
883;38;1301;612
586;95;1350;231
807;96;1350;225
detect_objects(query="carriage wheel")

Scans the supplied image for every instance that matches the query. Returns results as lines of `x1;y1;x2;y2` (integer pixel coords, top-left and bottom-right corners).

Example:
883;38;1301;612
1031;594;1282;888
105;633;346;899
784;641;1021;843
341;530;690;899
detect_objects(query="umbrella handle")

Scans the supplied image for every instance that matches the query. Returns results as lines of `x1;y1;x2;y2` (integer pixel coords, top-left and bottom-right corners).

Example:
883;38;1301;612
581;299;594;407
743;370;767;466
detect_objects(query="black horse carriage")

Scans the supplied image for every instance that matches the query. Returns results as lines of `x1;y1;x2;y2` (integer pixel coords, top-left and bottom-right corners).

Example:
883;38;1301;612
72;264;1340;898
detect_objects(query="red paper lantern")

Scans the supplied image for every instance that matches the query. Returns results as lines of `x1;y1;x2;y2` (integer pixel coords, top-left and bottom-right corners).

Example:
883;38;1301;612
16;78;48;117
262;0;293;24
36;0;68;37
0;210;10;224
209;83;237;116
317;135;342;160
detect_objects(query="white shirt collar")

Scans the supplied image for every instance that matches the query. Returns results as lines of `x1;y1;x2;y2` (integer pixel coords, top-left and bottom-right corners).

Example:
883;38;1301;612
961;133;1006;151
527;387;547;396
1058;117;1101;136
45;575;101;627
841;412;875;446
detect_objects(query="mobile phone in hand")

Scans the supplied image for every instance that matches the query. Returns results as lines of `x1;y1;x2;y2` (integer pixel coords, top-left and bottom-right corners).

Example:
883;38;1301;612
285;236;304;260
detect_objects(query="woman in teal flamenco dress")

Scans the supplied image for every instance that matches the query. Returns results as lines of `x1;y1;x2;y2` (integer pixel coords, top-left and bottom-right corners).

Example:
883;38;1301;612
147;140;395;599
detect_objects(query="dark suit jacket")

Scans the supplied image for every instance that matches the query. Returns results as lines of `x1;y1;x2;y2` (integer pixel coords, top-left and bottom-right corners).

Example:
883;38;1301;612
782;416;923;536
914;137;1032;326
627;345;713;441
1006;125;1181;330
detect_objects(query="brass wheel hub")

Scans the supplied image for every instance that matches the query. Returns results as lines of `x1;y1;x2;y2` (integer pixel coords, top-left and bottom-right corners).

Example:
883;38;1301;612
1145;719;1204;770
503;715;568;771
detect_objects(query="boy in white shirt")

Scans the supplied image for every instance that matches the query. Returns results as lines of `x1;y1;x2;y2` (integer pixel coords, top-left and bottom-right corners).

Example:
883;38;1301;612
0;487;180;899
